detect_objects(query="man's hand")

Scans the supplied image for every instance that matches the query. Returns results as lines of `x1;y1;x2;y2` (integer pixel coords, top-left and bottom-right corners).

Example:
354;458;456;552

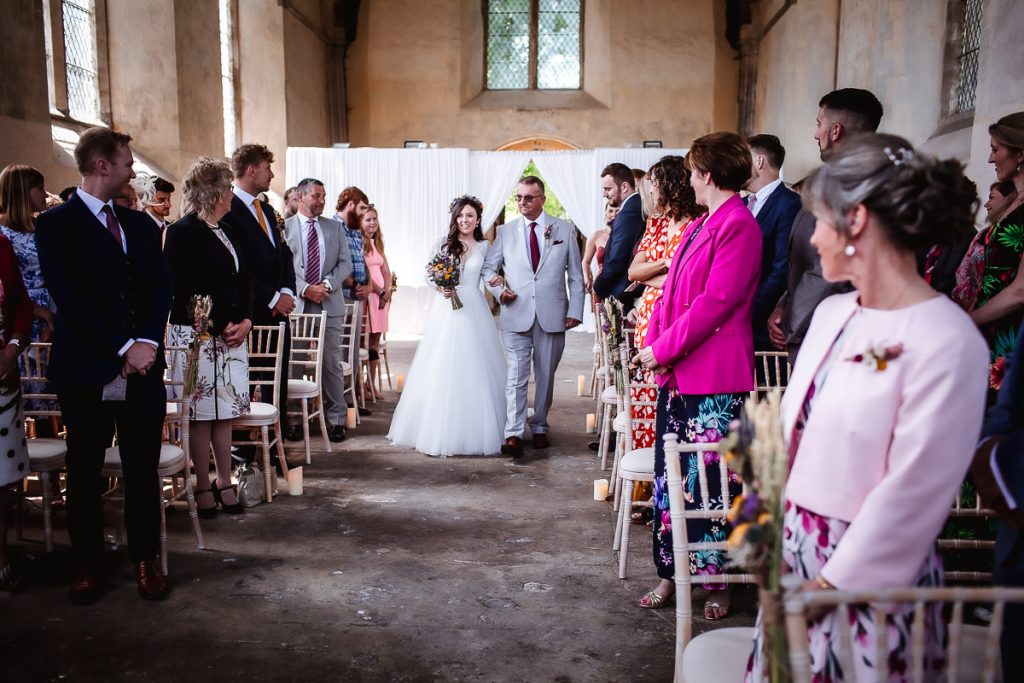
488;275;505;289
499;289;517;305
0;344;19;389
355;283;372;301
223;319;252;348
37;307;55;343
767;305;787;350
122;341;157;377
304;283;328;304
565;318;581;330
273;293;296;317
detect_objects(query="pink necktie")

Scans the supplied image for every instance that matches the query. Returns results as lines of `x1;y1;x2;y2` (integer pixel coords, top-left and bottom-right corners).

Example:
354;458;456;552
529;222;540;272
100;205;123;250
306;218;320;284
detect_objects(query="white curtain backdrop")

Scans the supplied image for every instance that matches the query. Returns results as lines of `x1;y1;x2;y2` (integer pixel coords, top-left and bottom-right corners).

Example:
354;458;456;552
285;146;688;335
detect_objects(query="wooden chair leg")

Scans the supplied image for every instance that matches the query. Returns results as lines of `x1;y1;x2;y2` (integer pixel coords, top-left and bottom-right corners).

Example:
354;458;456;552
614;478;634;553
618;479;636;578
14;478;24;543
182;463;205;550
274;421;289;480
382;349;392;390
40;471;54;553
158;474;168;576
261;427;273;503
316;395;331;452
301;398;311;465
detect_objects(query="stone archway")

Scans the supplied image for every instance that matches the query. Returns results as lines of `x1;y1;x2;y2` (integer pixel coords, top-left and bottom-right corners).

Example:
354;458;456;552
496;135;579;152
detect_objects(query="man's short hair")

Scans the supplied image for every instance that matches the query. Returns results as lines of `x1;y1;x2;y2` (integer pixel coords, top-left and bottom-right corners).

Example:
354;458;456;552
230;143;275;178
74;127;133;175
747;134;786;170
518;174;545;195
296;178;325;195
819;88;884;133
284;186;297;199
335;186;369;212
59;186;77;202
601;163;635;189
153;177;175;194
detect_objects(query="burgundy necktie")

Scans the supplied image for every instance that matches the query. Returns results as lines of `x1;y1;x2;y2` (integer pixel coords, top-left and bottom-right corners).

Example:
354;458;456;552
529;221;540;272
100;205;123;250
306;218;320;284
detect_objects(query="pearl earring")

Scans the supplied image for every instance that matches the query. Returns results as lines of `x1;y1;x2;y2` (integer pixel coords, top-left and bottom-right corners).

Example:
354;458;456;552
844;244;856;257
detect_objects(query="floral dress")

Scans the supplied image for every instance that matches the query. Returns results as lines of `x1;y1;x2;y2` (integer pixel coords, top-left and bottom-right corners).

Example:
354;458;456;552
0;225;58;413
652;390;744;584
630;216;682;450
974;204;1024;392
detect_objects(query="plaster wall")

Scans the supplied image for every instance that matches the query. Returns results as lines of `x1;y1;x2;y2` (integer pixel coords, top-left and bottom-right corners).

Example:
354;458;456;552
173;0;224;175
283;9;332;149
345;0;736;150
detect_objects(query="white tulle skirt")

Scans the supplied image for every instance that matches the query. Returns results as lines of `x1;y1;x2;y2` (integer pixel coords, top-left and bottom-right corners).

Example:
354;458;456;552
387;284;507;457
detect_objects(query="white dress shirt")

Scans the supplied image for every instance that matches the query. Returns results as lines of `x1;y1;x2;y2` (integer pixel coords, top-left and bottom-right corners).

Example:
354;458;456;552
748;177;783;218
522;210;550;260
232;186;293;309
297;211;327;297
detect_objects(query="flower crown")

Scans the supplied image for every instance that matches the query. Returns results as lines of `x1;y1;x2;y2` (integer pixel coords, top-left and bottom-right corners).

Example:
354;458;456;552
449;194;483;214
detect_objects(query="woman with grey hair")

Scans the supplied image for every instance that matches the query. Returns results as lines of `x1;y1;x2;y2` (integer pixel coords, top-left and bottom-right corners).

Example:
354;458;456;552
164;157;252;517
744;134;988;680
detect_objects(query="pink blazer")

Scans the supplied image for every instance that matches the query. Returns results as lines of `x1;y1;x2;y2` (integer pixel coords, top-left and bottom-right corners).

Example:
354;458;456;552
646;194;762;394
783;292;989;590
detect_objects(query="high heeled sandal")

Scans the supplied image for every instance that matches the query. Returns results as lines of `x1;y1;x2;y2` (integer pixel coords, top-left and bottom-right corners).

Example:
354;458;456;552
194;488;217;519
212;483;244;515
638;589;674;609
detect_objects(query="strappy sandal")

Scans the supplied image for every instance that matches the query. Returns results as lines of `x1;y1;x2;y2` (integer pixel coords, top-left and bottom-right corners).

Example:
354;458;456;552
704;590;732;620
0;562;22;591
638;589;674;609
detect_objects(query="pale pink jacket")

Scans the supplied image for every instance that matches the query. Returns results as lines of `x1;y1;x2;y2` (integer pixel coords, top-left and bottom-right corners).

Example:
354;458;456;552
647;194;762;394
784;292;989;590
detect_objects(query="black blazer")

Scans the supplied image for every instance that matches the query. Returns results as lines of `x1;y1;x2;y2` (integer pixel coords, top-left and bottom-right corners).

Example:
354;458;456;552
593;193;646;305
35;192;172;386
221;194;296;325
164;213;252;336
750;184;801;346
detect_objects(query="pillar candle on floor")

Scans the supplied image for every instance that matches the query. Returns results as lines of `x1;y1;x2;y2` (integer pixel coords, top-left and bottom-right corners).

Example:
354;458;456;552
577;374;586;396
288;467;303;495
585;413;596;433
346;407;358;429
593;479;609;501
396;374;405;392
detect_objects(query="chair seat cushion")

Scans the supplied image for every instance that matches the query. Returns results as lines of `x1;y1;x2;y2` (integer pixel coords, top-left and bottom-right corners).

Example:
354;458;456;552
28;438;67;469
681;627;756;683
288;378;319;398
232;401;278;424
601;385;618;404
619;447;654;478
613;412;629;433
341;361;352;375
102;444;186;473
358;348;369;360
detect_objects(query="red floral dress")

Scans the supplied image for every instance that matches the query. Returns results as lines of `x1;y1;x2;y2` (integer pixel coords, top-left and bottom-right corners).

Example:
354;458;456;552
630;216;684;448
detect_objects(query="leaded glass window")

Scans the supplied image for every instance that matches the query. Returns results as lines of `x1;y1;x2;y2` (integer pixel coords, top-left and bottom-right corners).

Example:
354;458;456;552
948;0;982;116
62;0;101;123
486;0;581;91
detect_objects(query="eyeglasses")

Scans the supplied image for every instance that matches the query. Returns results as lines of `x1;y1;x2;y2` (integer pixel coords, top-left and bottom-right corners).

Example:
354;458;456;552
515;194;543;203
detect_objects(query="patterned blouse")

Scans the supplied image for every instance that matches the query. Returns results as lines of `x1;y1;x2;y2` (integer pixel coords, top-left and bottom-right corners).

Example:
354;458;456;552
0;225;50;341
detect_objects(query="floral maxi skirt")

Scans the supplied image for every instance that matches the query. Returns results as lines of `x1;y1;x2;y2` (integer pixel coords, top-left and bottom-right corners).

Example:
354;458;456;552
744;501;946;682
167;324;251;421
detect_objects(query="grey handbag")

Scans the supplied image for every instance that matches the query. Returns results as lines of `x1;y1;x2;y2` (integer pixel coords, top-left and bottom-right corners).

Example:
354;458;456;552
234;462;265;507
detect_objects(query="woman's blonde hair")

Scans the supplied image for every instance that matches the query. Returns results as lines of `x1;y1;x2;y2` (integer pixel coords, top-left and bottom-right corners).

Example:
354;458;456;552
361;205;385;255
182;157;233;217
0;164;46;233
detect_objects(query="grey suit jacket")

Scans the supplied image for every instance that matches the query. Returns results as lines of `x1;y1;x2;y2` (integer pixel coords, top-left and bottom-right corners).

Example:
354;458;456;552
482;214;585;333
284;214;353;317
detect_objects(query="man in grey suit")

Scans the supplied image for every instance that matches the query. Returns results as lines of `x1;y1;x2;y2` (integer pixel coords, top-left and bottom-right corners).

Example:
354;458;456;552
284;178;353;442
766;88;883;364
483;176;586;457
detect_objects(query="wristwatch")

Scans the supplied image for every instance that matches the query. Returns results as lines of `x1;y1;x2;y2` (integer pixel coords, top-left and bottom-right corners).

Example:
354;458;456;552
322;279;333;293
7;338;21;349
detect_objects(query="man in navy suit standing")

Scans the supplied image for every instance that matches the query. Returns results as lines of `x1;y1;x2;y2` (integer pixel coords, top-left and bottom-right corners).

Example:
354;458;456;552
743;134;801;350
975;322;1024;680
593;163;645;307
35;127;173;603
221;144;296;466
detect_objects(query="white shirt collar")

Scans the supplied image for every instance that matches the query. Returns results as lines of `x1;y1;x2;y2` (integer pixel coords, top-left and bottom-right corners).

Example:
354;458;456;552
233;185;260;207
297;211;320;227
522;210;549;228
76;187;115;220
146;210;164;227
751;178;783;215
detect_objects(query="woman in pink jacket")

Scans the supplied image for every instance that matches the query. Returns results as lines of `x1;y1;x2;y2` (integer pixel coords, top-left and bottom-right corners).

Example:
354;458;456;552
636;132;762;617
745;135;988;681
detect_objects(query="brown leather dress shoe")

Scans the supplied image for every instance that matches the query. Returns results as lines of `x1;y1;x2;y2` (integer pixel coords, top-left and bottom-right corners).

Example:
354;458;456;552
134;560;170;601
69;566;107;605
500;436;523;458
532;433;550;449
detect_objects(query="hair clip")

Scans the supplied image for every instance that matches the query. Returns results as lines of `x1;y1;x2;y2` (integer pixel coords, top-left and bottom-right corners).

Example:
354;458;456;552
449;194;483;213
882;146;913;166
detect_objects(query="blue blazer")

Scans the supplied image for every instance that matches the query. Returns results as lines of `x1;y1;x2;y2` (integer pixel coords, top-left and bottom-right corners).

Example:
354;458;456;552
750;184;801;346
984;322;1024;584
593;193;645;305
35;193;172;386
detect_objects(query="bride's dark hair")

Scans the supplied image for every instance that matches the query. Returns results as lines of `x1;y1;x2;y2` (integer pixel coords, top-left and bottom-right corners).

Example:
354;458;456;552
445;195;485;259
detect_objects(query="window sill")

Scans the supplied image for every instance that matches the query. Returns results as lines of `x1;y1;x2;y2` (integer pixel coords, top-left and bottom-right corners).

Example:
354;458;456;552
463;89;607;111
932;110;975;138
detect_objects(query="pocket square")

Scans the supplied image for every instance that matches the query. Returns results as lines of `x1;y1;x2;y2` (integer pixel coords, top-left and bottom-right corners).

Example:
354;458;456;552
553;239;564;245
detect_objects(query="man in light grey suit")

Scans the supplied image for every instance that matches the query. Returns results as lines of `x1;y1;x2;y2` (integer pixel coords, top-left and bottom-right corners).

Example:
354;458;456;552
483;176;585;457
284;178;353;442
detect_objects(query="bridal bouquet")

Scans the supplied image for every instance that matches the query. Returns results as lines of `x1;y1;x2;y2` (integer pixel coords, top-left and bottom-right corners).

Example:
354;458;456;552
426;251;463;310
720;390;790;682
183;294;214;399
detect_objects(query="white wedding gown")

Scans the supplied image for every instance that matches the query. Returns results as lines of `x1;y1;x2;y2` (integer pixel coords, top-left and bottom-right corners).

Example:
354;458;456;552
387;241;507;457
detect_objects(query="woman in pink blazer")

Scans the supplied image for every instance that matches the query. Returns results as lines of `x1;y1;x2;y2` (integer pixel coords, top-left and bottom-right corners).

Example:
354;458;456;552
745;135;988;681
636;132;762;617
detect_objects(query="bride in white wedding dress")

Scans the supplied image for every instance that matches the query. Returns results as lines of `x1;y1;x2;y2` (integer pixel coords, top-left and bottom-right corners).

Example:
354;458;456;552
387;195;507;457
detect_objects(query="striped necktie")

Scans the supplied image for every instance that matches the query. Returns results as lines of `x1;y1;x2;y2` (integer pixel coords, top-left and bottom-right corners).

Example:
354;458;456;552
306;218;320;284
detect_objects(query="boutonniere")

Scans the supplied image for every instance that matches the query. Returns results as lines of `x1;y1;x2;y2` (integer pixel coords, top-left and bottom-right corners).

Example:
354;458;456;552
845;343;904;371
544;225;553;243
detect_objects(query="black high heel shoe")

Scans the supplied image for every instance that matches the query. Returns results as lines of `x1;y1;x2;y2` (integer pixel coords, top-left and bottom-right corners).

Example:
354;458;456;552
195;488;218;519
211;482;244;515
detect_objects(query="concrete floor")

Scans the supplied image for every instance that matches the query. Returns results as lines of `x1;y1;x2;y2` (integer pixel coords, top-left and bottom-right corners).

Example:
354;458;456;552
1;332;754;682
